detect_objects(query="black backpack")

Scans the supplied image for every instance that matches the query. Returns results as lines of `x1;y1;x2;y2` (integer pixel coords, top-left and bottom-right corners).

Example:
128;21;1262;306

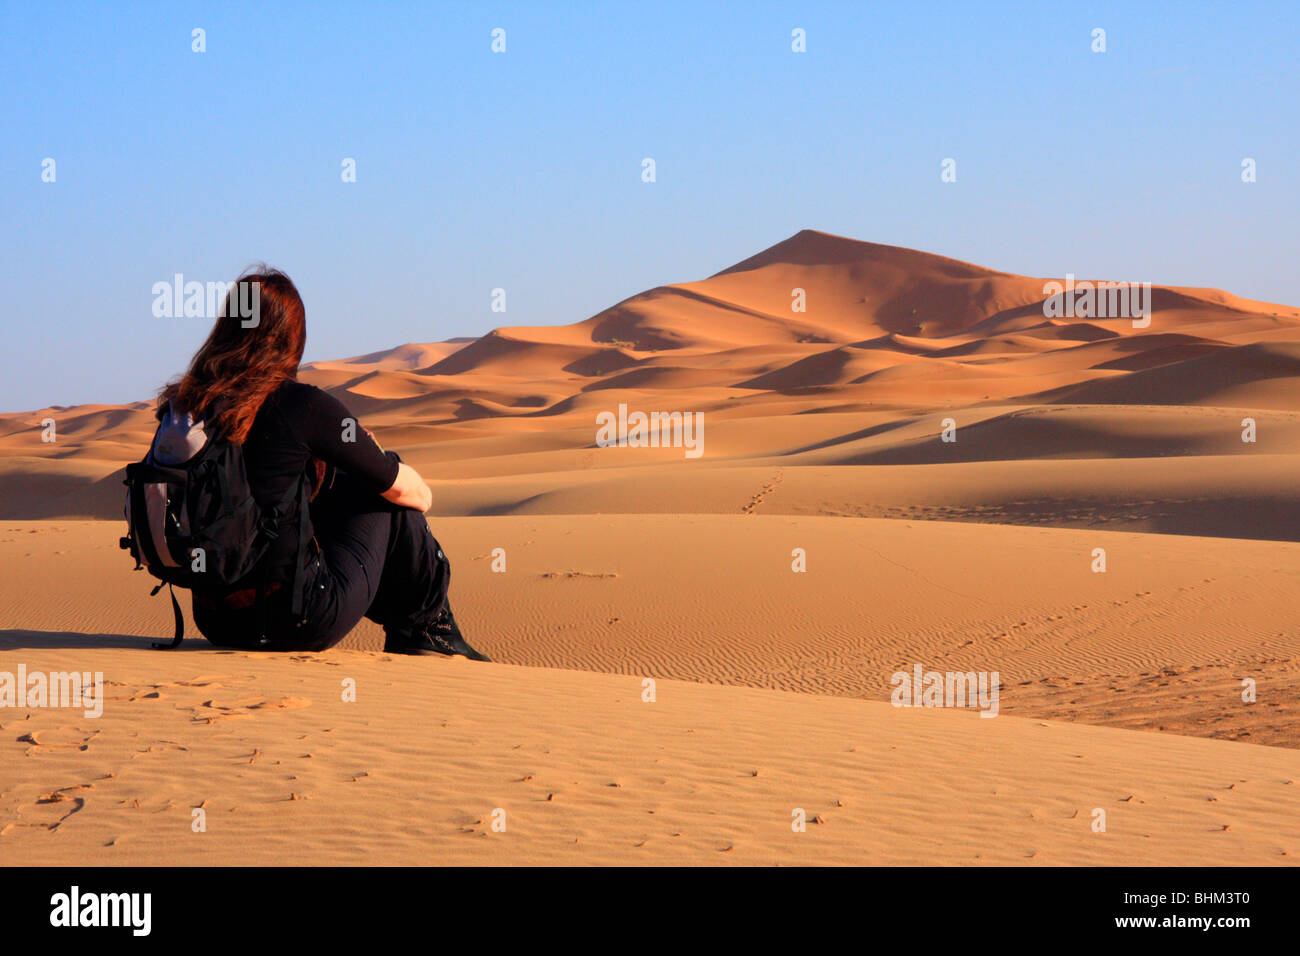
120;404;309;648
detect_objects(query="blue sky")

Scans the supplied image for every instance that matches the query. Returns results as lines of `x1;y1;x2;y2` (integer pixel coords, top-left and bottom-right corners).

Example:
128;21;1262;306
2;0;1296;410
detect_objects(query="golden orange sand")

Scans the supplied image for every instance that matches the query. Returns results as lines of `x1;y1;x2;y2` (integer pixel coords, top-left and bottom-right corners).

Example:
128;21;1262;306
2;230;1299;864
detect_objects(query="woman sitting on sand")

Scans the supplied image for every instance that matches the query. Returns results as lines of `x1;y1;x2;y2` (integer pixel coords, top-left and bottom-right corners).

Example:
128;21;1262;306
156;268;489;660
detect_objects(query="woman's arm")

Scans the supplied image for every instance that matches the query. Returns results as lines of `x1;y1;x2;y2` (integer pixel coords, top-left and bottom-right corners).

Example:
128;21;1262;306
296;385;425;508
382;461;432;513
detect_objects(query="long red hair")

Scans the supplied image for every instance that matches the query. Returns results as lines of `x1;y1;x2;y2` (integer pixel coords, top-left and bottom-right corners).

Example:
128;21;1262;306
158;268;306;444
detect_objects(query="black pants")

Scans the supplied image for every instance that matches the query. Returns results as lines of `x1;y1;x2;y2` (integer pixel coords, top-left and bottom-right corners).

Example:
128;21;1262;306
194;473;450;652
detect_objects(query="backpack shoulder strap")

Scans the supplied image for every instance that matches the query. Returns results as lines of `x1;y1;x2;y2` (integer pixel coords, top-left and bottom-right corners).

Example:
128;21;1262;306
288;473;312;620
150;582;184;650
253;467;314;626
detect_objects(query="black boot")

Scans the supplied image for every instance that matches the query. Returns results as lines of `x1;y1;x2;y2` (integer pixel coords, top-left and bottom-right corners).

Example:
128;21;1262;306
384;603;491;661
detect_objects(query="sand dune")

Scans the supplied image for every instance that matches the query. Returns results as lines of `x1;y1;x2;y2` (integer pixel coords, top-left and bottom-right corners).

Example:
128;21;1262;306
1036;342;1300;411
5;229;1298;479
3;230;1299;865
304;339;473;372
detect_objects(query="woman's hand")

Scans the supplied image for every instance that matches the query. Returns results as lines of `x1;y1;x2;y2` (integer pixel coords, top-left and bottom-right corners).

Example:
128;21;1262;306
381;461;432;513
367;427;430;512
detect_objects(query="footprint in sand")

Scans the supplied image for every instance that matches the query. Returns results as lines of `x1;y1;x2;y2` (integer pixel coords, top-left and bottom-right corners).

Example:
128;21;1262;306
192;696;312;724
16;728;98;754
3;783;92;834
132;676;228;699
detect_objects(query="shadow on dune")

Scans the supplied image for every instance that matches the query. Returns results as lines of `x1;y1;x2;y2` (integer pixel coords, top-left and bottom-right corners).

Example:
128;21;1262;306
0;467;127;520
783;417;916;455
0;630;217;652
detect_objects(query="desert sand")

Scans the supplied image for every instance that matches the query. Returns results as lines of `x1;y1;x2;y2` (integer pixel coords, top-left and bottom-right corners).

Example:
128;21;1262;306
2;230;1299;864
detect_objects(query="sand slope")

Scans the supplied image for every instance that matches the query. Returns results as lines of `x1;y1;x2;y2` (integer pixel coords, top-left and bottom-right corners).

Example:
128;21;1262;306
4;516;1298;747
2;641;1297;866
